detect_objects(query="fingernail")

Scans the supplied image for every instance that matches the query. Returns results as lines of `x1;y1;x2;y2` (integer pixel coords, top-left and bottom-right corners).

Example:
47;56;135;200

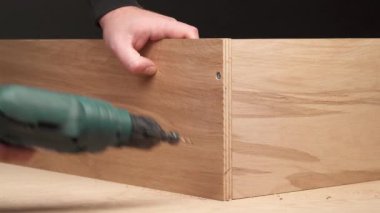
144;66;157;75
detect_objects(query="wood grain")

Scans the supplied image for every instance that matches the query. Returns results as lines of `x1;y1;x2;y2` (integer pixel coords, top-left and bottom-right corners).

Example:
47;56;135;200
231;39;380;199
3;39;378;200
0;39;229;200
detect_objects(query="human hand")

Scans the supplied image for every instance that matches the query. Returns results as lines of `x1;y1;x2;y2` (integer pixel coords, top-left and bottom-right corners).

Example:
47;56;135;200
0;144;35;162
99;6;199;75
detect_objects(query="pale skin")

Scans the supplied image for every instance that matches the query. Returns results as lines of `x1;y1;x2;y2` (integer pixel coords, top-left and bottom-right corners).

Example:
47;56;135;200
100;6;199;75
0;6;199;160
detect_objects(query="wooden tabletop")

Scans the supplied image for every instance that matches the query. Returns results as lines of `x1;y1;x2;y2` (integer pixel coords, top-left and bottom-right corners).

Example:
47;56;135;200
1;162;379;213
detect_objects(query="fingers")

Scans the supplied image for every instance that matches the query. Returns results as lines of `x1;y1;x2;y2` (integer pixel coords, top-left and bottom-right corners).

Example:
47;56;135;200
152;20;199;41
0;144;35;162
145;10;199;39
100;6;200;75
115;20;199;75
123;21;198;75
175;22;199;39
113;40;157;75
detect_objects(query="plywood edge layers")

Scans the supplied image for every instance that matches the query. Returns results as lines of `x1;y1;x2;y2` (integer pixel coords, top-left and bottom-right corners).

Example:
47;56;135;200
223;39;232;200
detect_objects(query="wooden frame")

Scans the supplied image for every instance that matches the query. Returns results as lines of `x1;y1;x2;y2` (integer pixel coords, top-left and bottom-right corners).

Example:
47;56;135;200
0;39;379;200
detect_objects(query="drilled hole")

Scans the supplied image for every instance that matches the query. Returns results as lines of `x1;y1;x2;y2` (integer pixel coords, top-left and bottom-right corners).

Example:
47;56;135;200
216;72;222;80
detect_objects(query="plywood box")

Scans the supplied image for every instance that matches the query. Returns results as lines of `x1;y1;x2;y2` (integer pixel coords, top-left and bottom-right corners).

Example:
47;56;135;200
0;39;379;200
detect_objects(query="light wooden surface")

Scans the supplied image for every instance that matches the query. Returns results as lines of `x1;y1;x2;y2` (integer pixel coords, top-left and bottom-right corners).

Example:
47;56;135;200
1;163;379;213
1;39;379;201
0;39;229;200
232;39;380;198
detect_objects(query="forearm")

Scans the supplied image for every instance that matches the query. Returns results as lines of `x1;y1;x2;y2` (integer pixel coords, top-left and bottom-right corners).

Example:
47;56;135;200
89;0;140;22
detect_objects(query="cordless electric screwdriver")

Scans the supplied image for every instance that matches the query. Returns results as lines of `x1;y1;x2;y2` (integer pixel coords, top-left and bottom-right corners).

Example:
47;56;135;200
0;84;180;153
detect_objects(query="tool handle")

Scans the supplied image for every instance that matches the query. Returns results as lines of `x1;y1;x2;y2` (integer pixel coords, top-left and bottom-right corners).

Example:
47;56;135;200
0;84;132;153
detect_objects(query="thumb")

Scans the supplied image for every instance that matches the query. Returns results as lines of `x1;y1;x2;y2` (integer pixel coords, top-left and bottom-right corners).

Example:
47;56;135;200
115;40;157;75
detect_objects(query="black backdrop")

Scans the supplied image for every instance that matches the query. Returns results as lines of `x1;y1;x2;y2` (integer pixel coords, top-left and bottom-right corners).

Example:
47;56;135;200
0;0;379;38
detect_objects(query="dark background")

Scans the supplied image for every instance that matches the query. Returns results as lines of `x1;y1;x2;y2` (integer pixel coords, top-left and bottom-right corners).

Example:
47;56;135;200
0;0;379;38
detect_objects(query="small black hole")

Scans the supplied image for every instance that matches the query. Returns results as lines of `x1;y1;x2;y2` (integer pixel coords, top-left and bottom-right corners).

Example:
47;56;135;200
216;72;222;80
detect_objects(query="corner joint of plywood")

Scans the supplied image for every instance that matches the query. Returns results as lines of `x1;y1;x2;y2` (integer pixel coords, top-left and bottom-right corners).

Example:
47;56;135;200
223;39;232;201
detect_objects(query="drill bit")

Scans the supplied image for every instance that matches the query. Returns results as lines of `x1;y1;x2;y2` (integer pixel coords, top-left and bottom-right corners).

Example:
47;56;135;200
127;114;180;149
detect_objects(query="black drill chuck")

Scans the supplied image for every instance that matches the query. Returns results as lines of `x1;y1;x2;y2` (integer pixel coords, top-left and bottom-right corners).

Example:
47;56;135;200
128;114;180;149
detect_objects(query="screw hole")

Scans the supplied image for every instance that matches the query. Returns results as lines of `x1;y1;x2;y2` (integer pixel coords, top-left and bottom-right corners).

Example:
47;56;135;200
216;72;222;80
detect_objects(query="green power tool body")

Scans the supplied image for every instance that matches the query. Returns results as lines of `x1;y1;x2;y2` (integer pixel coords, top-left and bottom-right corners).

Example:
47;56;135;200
0;85;180;153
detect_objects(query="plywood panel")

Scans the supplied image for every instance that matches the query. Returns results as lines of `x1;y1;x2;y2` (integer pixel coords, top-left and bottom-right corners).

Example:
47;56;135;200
232;39;380;199
0;39;229;200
